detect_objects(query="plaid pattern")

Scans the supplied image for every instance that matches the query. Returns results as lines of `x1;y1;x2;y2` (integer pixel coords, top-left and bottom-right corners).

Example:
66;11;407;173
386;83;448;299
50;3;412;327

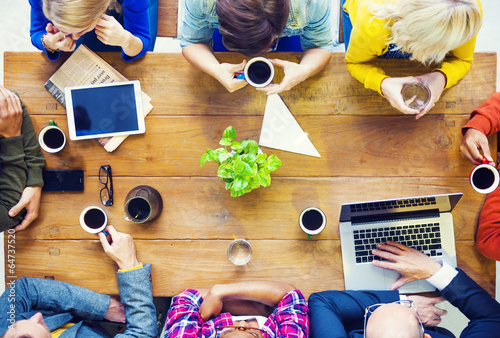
164;289;309;338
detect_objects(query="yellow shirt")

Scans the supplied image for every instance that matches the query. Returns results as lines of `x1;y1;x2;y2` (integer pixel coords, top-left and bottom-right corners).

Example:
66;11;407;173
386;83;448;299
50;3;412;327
51;323;75;337
343;0;483;95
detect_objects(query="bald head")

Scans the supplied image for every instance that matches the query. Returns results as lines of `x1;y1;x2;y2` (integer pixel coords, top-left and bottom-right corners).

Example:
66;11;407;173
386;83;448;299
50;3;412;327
1;313;51;338
365;303;423;338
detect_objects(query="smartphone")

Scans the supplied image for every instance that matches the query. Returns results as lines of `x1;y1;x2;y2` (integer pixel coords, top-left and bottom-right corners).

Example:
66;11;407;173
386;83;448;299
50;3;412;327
42;170;84;192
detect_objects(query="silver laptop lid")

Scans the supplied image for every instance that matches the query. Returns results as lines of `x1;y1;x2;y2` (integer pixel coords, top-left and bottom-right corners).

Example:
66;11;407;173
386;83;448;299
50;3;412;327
339;193;463;224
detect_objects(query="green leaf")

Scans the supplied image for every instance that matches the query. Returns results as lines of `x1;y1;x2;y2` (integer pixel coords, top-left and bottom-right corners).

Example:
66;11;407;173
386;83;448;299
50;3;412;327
257;168;271;187
222;126;236;141
219;137;232;146
230;188;247;197
217;164;234;179
241;153;257;167
266;155;282;171
255;153;267;166
247;175;261;190
232;157;245;173
200;153;209;166
231;141;243;153
231;176;248;192
218;152;231;163
242;140;259;154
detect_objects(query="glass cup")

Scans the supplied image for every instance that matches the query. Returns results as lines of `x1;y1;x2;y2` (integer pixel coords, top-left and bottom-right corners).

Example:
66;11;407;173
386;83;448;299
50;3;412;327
228;239;252;265
402;82;431;110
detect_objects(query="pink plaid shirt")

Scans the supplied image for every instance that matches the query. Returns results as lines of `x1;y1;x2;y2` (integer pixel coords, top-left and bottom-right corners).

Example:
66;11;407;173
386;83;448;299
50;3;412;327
164;289;309;338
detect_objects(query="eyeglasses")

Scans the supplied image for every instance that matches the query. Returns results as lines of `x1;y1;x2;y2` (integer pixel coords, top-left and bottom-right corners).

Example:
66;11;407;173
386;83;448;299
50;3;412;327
363;300;424;338
99;165;113;206
216;325;268;338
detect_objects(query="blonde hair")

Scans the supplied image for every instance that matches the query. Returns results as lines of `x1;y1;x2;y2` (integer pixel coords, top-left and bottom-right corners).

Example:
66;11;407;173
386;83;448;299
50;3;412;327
43;0;121;30
369;0;482;66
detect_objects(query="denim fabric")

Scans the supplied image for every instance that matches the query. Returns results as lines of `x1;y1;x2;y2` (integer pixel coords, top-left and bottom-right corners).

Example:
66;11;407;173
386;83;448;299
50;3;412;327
180;0;334;53
341;0;352;51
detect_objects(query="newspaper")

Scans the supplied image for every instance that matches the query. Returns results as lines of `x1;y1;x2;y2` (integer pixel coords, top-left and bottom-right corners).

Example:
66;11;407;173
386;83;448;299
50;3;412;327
44;45;153;152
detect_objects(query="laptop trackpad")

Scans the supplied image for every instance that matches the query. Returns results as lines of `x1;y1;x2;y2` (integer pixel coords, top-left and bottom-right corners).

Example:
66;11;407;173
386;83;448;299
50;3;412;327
383;269;421;291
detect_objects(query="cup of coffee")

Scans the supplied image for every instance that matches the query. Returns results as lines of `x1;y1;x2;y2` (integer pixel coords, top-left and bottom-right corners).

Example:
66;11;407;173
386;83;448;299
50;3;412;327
124;185;163;223
38;120;66;153
402;82;431;110
470;157;500;194
80;206;108;234
299;207;327;240
237;57;275;88
228;239;252;265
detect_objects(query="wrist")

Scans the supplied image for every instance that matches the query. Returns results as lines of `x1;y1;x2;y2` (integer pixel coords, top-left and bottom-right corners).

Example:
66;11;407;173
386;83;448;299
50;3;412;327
117;258;139;270
41;34;58;53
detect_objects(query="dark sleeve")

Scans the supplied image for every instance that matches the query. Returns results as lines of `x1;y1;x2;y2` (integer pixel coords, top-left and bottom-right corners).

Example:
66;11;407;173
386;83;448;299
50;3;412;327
115;264;157;337
0;135;28;230
0;277;110;332
439;270;500;337
29;0;61;60
122;0;152;61
19;99;45;187
308;290;399;338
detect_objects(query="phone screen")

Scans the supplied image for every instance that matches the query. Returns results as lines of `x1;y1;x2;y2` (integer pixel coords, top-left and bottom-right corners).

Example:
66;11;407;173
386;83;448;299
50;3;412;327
42;170;84;192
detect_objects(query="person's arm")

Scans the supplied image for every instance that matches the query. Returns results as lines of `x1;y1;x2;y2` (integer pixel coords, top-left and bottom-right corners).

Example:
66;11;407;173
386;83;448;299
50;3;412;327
460;93;500;165
28;0;63;60
309;290;398;338
98;226;157;337
198;281;295;321
265;289;309;338
108;0;152;61
476;187;500;260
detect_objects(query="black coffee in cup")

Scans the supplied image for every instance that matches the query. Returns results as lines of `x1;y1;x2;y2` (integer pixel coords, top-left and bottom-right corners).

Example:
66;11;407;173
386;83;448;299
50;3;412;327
248;61;272;85
43;128;65;149
302;209;324;231
84;208;106;229
127;197;151;221
472;167;495;190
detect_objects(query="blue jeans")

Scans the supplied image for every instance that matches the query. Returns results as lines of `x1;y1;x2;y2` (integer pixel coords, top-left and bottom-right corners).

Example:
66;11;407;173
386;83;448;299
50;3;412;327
341;0;352;51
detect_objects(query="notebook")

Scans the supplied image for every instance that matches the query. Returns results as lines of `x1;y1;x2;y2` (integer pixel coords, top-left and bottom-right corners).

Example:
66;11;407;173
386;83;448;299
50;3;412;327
339;193;462;293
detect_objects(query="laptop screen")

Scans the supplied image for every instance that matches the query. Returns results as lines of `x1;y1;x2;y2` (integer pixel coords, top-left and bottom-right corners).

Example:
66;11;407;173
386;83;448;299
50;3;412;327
339;193;462;223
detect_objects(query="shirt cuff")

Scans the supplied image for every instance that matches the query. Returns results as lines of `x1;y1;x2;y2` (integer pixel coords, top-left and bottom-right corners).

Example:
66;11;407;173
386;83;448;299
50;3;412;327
398;293;408;301
118;262;143;273
425;261;458;291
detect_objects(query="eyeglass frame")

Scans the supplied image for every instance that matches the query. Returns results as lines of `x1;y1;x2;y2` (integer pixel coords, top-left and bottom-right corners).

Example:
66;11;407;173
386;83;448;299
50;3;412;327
215;325;268;338
363;300;424;338
99;165;113;206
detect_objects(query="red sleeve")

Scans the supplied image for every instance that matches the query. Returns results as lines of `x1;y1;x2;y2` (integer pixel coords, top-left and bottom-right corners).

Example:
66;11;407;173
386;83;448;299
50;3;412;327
477;187;500;260
462;93;500;136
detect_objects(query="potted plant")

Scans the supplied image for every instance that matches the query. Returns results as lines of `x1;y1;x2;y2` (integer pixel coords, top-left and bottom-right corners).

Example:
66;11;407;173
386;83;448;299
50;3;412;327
200;126;282;197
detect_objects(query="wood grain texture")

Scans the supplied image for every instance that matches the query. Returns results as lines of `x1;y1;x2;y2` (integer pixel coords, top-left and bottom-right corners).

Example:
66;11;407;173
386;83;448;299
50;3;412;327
16;177;488;242
157;0;178;37
3;52;497;297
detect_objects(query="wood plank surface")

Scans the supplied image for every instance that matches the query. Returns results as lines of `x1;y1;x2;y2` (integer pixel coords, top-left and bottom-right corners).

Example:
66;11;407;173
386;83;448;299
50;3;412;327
31;115;495;178
157;0;178;37
4;52;498;298
17;177;489;242
6;239;493;298
4;52;496;117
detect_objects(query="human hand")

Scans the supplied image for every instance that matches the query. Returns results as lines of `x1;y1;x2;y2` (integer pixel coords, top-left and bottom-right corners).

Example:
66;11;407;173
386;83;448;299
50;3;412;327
214;60;248;93
95;14;128;47
257;59;309;95
98;225;139;270
0;86;23;138
104;295;126;323
371;241;442;290
381;77;421;116
406;294;446;327
44;23;76;52
414;72;446;120
460;128;494;165
199;285;224;321
9;187;42;231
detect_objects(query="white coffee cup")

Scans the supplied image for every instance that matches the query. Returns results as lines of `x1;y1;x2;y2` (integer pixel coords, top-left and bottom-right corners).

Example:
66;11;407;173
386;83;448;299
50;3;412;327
80;206;108;234
470;158;500;194
38;120;66;153
299;207;327;240
240;57;275;88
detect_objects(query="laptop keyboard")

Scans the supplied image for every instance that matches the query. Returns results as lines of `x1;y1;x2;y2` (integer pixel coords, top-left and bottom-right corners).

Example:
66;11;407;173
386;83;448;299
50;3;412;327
353;222;442;264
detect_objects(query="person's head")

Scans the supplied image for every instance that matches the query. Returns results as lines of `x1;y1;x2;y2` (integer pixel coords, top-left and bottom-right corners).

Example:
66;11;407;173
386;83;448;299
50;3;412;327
370;0;482;66
42;0;119;40
364;303;431;338
215;0;290;56
1;313;51;338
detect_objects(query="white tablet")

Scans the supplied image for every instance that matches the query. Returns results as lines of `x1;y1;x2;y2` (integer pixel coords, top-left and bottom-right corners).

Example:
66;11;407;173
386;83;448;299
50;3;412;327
64;81;145;140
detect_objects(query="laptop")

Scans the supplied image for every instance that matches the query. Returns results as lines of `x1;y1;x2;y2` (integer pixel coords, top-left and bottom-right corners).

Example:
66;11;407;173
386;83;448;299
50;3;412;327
339;193;462;293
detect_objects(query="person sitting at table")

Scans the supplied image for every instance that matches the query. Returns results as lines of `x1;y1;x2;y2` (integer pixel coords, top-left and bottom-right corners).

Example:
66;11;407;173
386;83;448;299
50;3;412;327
341;0;483;119
460;92;500;261
180;0;334;94
0;226;157;337
308;241;500;337
164;280;308;337
0;85;45;232
29;0;157;62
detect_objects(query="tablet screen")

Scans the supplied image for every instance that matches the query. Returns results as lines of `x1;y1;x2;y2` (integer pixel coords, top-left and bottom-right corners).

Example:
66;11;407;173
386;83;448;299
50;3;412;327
68;83;140;137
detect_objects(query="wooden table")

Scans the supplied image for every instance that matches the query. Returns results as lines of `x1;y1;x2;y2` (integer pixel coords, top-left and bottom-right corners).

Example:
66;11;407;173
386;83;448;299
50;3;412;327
3;51;497;298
